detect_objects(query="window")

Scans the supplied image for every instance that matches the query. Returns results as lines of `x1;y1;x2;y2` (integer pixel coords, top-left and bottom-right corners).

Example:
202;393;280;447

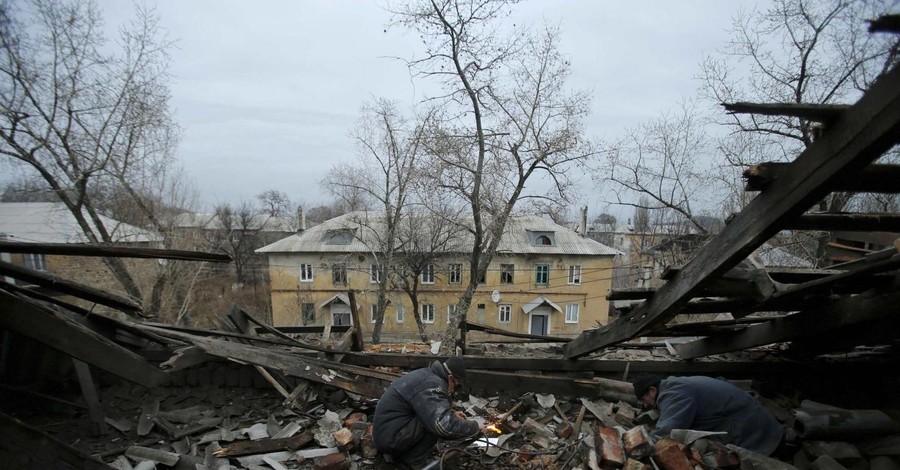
447;304;457;324
370;304;378;323
333;311;351;326
421;304;435;324
527;230;556;246
332;263;347;285
370;264;381;283
24;253;47;272
500;264;514;284
477;269;485;284
499;304;511;323
301;303;316;324
396;304;405;324
565;304;580;323
536;235;552;245
535;264;549;285
421;264;435;284
448;264;462;284
568;265;582;285
300;264;313;282
324;229;355;245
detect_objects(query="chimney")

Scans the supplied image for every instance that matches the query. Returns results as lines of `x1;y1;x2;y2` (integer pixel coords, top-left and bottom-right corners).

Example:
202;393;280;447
580;206;588;237
296;206;307;232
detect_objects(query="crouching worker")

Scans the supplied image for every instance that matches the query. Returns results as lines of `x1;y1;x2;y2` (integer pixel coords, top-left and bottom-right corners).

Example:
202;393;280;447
373;356;483;469
631;375;784;456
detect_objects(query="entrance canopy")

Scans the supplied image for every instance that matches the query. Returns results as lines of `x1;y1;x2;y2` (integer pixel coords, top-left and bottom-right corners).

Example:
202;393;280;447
319;293;350;309
522;296;562;314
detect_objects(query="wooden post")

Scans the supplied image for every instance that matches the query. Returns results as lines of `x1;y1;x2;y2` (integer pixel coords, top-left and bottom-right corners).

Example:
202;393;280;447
347;290;364;352
71;359;106;435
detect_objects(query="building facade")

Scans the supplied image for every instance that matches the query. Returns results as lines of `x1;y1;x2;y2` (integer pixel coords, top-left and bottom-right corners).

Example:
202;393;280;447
258;212;620;339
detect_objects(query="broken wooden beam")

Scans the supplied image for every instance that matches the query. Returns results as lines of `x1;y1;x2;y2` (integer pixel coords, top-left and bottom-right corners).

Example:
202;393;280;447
566;64;900;358
744;162;900;193
0;241;231;262
465;321;572;342
212;431;313;458
0;296;168;388
724;102;849;123
674;289;900;359
0;260;141;315
0;412;112;470
785;212;900;232
467;370;600;397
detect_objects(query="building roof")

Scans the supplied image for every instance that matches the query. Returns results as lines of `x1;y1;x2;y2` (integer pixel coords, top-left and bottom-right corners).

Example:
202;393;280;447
0;202;162;244
173;212;295;233
257;211;621;256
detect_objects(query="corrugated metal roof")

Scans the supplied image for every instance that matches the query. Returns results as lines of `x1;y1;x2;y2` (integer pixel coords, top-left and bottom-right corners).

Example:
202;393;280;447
257;211;621;256
0;202;162;244
173;212;294;232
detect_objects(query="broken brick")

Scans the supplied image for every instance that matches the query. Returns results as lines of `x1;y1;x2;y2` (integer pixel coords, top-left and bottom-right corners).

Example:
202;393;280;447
623;459;651;470
623;425;653;459
343;412;367;429
654;439;693;470
312;451;350;470
556;423;574;440
596;426;626;469
333;427;354;452
359;424;378;458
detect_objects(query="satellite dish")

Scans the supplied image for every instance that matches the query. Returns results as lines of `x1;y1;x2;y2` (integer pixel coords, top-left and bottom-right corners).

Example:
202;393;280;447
491;290;501;303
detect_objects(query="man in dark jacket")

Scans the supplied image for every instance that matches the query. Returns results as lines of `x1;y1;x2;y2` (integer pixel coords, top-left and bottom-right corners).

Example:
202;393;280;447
373;356;482;468
631;375;784;455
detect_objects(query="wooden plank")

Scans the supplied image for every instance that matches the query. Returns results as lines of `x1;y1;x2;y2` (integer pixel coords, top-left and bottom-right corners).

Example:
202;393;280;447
0;241;231;262
744;162;900;193
724;102;850;122
136;324;394;397
348;290;364;352
72;359;107;435
255;325;351;334
467;370;600;397
786;213;900;232
0;259;141;315
465;321;572;342
674;290;900;359
565;66;900;358
0;412;113;470
212;431;313;458
0;297;168;387
661;266;842;284
142;321;338;354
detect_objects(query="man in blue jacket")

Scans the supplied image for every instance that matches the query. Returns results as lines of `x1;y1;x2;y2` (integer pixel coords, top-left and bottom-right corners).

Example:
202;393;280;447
373;356;483;469
631;375;784;456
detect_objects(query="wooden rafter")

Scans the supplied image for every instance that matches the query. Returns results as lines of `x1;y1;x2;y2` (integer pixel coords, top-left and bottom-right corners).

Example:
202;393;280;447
0;241;231;262
744;162;900;193
565;65;900;359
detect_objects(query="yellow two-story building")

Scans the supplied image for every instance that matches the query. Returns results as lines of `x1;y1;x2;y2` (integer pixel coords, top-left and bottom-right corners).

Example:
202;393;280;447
257;212;620;339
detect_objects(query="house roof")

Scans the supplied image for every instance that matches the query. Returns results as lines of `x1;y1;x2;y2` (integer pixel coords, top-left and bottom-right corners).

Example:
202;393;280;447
0;202;162;244
256;211;621;256
173;212;294;232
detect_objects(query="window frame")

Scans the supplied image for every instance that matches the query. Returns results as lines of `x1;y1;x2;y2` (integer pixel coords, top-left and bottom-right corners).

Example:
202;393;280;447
565;304;580;323
500;264;514;284
447;304;457;324
421;264;435;284
301;302;316;325
396;304;405;324
448;263;462;284
332;263;347;285
300;264;314;282
24;253;47;272
370;264;381;283
535;264;550;285
370;304;378;324
499;304;511;323
568;265;582;285
421;303;435;324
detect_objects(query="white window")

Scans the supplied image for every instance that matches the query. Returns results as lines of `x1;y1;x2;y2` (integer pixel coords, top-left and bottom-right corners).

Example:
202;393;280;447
447;304;457;324
535;264;549;285
370;264;381;283
300;264;313;282
499;304;511;323
448;264;461;284
421;304;435;324
332;263;347;285
301;303;315;324
565;304;580;323
370;304;378;323
568;265;582;285
421;264;435;284
25;253;47;272
396;304;405;324
500;264;514;284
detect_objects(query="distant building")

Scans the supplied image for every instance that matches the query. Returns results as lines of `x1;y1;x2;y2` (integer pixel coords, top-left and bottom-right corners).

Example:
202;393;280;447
257;212;620;339
0;202;162;306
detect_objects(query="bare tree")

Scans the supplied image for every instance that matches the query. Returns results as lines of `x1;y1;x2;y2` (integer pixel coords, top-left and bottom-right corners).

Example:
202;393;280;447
700;0;899;212
0;0;178;306
211;202;264;284
603;102;714;236
322;99;433;343
391;1;596;350
256;189;293;218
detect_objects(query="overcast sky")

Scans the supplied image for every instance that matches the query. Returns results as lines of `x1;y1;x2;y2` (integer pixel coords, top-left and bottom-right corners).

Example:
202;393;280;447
94;0;761;216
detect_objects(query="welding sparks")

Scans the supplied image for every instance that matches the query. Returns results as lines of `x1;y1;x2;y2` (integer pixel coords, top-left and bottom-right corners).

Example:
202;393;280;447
485;424;502;435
